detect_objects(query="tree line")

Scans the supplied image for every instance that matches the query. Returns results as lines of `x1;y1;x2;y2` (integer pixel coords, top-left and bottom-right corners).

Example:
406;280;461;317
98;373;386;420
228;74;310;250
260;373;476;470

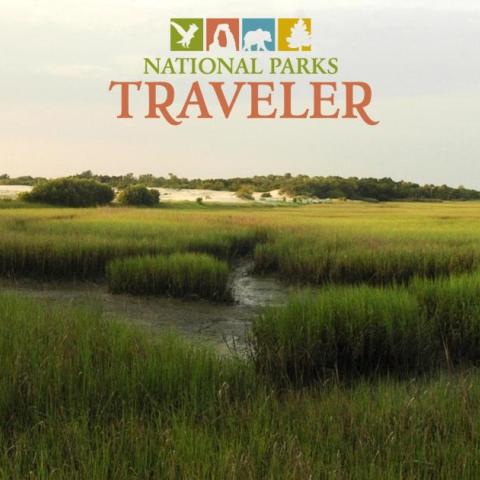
1;172;479;202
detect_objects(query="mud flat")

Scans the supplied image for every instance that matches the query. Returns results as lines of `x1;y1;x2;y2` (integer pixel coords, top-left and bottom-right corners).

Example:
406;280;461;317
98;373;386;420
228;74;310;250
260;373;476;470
0;262;290;353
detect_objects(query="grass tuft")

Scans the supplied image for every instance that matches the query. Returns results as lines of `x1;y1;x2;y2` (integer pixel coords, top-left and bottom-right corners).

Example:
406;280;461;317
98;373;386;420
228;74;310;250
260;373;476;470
106;253;231;301
252;274;480;385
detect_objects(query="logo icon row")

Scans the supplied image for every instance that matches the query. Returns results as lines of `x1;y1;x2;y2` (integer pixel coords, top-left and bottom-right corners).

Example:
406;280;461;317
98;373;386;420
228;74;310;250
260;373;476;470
170;18;312;52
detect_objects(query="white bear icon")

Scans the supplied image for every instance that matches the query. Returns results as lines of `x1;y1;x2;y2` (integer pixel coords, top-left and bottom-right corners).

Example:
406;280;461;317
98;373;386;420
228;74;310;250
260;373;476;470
243;29;272;51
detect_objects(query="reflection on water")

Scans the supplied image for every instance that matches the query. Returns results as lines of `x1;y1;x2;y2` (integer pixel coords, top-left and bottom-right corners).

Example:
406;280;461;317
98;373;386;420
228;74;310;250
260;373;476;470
0;262;290;353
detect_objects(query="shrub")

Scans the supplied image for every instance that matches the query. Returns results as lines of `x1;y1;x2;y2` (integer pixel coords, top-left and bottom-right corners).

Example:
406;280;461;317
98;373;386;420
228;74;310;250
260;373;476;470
21;178;114;207
106;253;231;301
235;185;254;200
260;192;272;199
117;184;160;206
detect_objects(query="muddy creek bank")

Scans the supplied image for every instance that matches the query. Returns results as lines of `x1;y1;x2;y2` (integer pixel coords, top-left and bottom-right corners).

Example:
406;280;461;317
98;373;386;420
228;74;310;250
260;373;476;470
0;262;291;352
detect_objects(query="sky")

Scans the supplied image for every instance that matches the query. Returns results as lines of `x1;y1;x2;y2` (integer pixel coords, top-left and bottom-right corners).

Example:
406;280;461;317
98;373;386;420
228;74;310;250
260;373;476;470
1;0;479;187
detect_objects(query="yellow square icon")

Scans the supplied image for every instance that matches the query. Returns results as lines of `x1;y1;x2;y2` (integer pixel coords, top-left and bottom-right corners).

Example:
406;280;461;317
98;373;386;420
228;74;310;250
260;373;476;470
278;18;312;51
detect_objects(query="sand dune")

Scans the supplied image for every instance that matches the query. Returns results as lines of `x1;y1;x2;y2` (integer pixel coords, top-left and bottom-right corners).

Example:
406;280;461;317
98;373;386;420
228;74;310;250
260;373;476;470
0;185;332;204
0;185;32;199
0;185;296;203
155;188;291;203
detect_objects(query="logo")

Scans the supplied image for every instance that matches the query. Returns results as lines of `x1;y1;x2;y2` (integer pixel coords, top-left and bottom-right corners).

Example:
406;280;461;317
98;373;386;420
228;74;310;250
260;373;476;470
206;18;240;52
242;18;275;52
278;18;311;52
170;18;204;51
169;18;312;52
109;15;380;127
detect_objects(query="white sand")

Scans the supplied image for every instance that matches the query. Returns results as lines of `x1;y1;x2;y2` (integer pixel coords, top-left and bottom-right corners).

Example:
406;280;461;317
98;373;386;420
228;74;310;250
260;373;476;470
154;188;292;203
0;185;32;199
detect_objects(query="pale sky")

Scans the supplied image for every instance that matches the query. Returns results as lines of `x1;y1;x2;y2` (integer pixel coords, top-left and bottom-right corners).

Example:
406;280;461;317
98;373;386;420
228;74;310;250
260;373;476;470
1;0;479;187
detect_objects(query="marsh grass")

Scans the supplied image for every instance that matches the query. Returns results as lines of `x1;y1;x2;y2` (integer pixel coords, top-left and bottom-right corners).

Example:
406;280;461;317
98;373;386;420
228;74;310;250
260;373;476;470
0;209;263;279
254;239;478;285
252;286;425;385
1;203;480;288
1;293;480;478
252;274;480;385
4;203;480;476
0;294;251;429
411;274;480;366
107;253;231;301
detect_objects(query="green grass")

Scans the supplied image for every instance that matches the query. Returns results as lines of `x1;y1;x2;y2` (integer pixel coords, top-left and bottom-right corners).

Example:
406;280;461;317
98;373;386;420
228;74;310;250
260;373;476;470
0;295;249;422
254;237;478;285
2;293;480;479
251;273;480;385
0;208;263;280
1;202;480;287
252;286;423;384
3;203;480;476
411;274;480;365
107;253;231;301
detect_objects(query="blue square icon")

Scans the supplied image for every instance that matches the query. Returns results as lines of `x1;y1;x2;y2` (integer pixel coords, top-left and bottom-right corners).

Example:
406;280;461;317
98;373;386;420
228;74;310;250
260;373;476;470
242;18;276;51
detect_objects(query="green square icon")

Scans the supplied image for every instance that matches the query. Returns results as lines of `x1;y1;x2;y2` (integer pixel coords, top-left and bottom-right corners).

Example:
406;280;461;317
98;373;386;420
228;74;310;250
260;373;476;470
170;18;204;51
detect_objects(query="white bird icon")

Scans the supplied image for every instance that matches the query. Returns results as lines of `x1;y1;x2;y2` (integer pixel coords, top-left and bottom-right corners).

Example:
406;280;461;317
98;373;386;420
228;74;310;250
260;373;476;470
170;21;199;48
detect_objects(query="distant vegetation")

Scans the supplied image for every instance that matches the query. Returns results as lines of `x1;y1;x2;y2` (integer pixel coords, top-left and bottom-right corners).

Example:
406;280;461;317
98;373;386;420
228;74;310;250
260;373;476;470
3;171;480;201
117;184;160;206
21;178;114;207
235;185;254;200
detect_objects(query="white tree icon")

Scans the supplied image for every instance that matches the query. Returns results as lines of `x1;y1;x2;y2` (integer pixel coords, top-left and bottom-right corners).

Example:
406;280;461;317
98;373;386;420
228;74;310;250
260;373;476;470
287;19;311;50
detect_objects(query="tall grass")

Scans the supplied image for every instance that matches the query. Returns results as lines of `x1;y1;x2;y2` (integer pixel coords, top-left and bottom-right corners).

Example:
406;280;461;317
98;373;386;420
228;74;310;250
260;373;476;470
0;293;250;428
254;240;479;285
2;293;480;478
107;253;231;301
5;202;480;477
2;203;480;286
0;208;263;279
251;273;480;385
411;274;480;365
252;286;425;384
